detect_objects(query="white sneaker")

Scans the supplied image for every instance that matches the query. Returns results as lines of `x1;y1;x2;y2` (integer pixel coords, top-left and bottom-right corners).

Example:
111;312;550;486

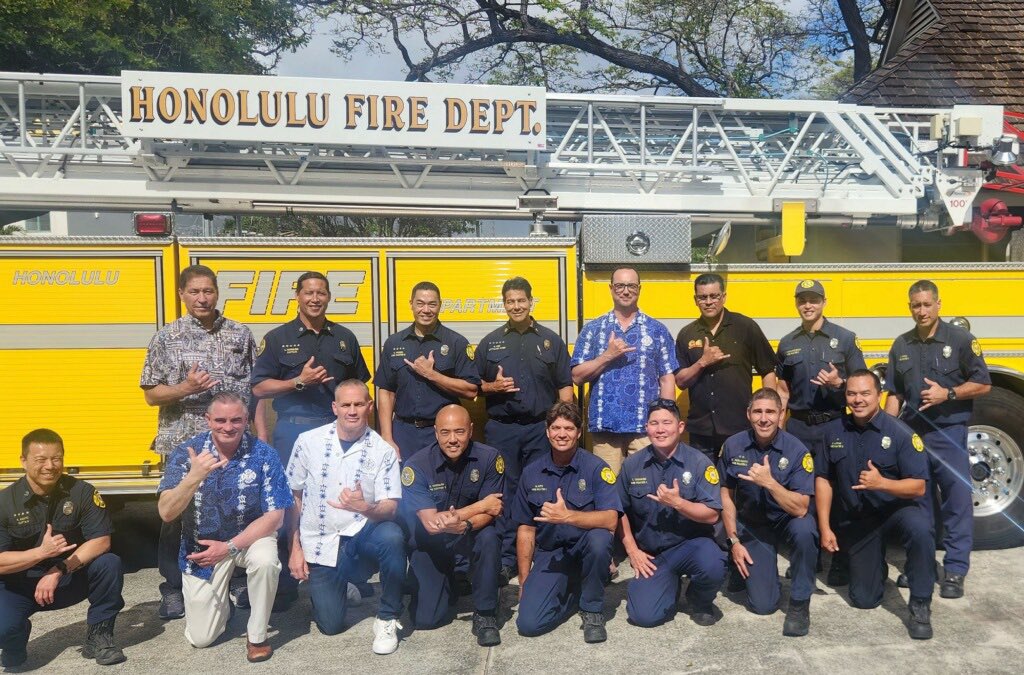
372;617;401;655
346;582;362;607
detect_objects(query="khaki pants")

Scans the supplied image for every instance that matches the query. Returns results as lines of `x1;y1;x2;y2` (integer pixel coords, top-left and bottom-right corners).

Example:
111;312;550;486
589;433;649;475
182;536;280;648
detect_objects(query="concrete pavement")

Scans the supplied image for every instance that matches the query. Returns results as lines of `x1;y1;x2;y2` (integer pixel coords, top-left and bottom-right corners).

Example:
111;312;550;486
5;502;1023;674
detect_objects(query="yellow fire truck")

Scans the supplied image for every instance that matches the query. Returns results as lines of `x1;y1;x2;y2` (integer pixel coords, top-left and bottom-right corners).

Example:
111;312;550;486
1;70;1023;550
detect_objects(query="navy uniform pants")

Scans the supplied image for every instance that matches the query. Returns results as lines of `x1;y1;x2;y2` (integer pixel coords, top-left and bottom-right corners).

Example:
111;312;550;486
840;503;936;608
408;525;501;628
737;516;818;615
785;416;848;572
307;521;407;635
0;553;125;651
920;424;972;576
517;529;613;636
392;419;437;461
626;537;725;627
484;419;548;569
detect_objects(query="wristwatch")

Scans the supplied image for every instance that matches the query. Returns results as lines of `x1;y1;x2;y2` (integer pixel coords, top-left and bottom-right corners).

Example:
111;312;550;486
227;539;240;557
462;520;472;535
947;387;957;401
293;378;306;391
725;536;739;548
54;559;69;575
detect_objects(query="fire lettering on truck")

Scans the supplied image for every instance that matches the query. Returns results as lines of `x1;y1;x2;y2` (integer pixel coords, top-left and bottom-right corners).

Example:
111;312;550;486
216;270;365;315
11;270;120;286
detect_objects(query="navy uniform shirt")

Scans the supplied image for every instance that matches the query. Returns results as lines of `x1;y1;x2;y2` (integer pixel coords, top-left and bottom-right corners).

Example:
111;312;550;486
817;412;928;517
885;319;990;429
618;443;721;555
0;475;112;584
251;316;370;418
776;318;867;413
475;319;572;419
400;441;505;536
676;309;778;437
374;322;481;419
511;448;622;551
720;429;814;528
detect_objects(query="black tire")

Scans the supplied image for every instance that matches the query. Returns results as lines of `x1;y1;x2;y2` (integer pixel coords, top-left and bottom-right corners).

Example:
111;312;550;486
969;387;1024;550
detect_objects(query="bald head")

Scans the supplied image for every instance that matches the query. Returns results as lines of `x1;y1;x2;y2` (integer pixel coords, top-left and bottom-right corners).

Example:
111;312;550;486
435;404;473;461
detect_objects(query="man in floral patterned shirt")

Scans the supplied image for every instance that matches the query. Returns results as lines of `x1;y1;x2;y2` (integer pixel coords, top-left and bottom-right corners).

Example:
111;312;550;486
157;393;291;662
141;264;258;620
570;267;679;475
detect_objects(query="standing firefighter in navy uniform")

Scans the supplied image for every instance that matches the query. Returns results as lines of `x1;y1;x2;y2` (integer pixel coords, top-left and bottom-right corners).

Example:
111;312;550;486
475;276;573;585
884;280;990;599
375;281;480;459
775;279;865;586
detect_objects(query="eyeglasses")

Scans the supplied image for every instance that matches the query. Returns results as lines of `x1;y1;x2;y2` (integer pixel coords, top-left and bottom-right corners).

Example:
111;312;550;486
694;294;723;303
612;283;640;292
647;398;680;413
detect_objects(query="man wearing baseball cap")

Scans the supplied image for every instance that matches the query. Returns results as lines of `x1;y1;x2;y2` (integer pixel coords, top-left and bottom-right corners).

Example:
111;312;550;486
775;279;866;586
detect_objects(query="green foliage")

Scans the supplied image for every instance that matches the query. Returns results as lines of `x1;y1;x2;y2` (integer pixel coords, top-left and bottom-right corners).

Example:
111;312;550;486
239;214;478;238
318;0;887;99
0;0;309;75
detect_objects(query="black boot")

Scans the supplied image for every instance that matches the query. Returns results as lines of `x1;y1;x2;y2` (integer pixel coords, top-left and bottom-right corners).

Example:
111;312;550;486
471;613;501;647
579;611;607;643
83;617;127;665
826;556;849;587
0;619;30;668
939;573;965;599
782;599;810;637
907;597;933;640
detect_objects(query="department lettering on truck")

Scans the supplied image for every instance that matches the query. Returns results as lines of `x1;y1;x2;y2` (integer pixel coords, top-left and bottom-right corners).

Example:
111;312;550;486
122;71;547;151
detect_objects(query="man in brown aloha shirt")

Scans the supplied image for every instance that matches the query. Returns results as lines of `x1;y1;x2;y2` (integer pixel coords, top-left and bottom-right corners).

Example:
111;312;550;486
140;264;257;620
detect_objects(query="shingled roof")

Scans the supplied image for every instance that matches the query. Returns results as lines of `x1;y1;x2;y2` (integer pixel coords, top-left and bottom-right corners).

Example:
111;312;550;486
842;0;1024;109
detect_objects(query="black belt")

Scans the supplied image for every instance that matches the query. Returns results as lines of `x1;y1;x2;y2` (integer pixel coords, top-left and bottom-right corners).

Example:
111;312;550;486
280;414;334;425
492;414;545;425
789;409;841;425
397;415;435;428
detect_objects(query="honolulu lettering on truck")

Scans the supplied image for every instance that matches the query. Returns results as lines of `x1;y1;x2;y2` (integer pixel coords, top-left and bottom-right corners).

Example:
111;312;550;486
122;71;546;151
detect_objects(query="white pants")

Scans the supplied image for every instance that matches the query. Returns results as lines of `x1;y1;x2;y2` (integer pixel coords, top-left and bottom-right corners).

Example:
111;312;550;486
181;536;280;647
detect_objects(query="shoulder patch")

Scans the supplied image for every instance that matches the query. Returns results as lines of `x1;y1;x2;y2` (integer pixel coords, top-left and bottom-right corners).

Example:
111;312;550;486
600;467;616;484
912;434;925;453
401;466;416;487
802;452;814;473
93;491;106;509
854;337;862;351
704;465;720;485
971;339;982;356
495;455;505;475
466;344;476;359
257;338;266;356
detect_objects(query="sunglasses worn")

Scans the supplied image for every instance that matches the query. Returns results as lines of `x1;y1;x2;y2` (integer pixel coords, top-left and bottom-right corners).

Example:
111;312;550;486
647;398;680;413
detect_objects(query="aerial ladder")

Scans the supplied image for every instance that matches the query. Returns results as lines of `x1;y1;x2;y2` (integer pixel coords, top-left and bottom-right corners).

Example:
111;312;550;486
0;70;1019;253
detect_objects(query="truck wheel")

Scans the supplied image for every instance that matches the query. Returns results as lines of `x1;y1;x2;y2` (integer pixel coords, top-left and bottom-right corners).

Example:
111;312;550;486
970;388;1024;550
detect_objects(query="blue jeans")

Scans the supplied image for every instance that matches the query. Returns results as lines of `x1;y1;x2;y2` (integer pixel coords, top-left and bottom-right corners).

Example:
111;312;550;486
307;521;407;635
